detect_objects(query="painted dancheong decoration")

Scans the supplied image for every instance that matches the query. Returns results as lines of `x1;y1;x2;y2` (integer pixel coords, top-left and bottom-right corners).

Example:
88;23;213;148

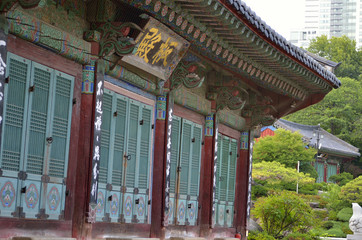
122;16;190;81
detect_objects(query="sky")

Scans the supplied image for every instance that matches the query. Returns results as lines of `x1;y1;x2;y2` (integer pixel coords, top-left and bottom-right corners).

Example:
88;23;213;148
241;0;305;40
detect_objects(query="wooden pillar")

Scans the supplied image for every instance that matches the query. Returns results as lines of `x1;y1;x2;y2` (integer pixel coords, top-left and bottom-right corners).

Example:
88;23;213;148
150;94;167;238
200;114;215;237
337;163;340;174
71;60;96;239
236;131;251;240
324;162;328;183
0;15;8;152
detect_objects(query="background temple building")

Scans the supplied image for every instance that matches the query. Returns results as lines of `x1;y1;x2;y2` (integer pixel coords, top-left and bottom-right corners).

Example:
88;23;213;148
0;0;341;240
273;119;360;183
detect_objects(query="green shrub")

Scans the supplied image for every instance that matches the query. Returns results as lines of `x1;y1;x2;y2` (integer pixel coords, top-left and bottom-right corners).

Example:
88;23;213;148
252;191;316;238
299;183;318;195
248;231;276;240
341;222;353;234
337;207;353;222
329;172;353;186
252;184;269;199
300;162;319;180
313;209;328;220
315;182;328;191
328;210;338;220
322;221;334;230
326;227;345;237
339;176;362;205
282;232;320;240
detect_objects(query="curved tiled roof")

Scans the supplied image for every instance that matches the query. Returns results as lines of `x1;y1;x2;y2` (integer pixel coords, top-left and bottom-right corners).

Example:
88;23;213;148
226;0;341;88
274;119;360;158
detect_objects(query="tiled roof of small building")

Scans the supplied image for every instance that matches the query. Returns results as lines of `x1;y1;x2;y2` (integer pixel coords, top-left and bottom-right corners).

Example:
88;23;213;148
274;119;360;158
226;0;342;88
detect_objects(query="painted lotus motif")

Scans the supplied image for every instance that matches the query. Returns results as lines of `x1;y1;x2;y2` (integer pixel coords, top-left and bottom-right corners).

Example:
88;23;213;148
1;181;15;208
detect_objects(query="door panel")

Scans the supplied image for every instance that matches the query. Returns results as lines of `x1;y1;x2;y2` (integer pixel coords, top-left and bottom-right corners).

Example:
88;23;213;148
96;89;153;224
215;134;237;227
0;54;74;219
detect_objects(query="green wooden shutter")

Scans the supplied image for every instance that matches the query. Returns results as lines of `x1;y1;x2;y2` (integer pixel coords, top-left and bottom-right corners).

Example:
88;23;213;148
220;136;229;201
111;95;128;187
227;140;237;202
126;100;139;188
316;162;324;183
327;164;337;183
138;104;152;190
170;116;181;195
187;123;202;226
179;120;192;196
45;70;74;219
189;124;201;197
99;91;112;185
24;62;53;176
0;53;31;217
133;104;153;223
215;133;222;201
48;71;74;179
168;115;181;224
226;139;237;227
22;62;54;219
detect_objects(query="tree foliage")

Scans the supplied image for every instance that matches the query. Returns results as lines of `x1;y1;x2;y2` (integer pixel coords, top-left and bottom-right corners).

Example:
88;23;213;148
284;77;362;152
329;172;353;186
253;161;315;185
253;129;316;168
252;191;316;238
308;35;362;79
339;176;362;205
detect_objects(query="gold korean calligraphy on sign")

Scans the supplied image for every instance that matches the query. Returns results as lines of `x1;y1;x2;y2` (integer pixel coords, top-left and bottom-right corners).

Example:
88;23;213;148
122;17;189;80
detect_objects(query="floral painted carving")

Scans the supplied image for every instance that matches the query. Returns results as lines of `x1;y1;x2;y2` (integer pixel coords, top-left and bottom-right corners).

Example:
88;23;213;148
170;59;206;90
96;22;142;69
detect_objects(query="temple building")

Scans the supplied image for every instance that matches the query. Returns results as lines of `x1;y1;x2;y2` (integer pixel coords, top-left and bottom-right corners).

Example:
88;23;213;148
274;119;360;183
0;0;341;239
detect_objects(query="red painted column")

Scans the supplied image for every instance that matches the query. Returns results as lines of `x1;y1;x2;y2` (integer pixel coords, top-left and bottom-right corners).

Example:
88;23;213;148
200;114;215;237
324;162;328;183
235;131;251;240
337;164;340;174
72;62;96;239
150;95;167;239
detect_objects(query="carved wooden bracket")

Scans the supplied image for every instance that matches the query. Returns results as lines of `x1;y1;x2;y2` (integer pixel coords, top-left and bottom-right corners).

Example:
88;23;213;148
1;0;41;13
94;22;142;69
243;104;277;127
169;59;206;90
207;86;248;111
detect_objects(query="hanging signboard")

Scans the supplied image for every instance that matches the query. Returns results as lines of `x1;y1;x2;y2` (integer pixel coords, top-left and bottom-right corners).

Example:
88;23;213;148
122;16;190;80
0;27;7;152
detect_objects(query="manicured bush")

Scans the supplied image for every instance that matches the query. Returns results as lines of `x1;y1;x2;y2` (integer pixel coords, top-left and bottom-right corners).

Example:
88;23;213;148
313;209;328;220
329;172;353;186
298;183;318;195
322;221;334;230
337;207;353;222
248;231;276;240
326;227;345;237
282;232;320;240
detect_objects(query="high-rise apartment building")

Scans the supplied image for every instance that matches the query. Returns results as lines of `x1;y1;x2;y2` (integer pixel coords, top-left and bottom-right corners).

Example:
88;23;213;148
290;0;362;48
